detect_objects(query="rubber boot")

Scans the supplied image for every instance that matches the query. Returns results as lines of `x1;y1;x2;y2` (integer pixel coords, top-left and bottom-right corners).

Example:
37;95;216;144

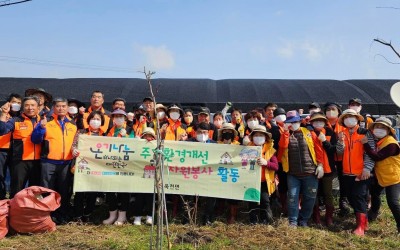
102;210;118;225
325;205;334;226
312;204;321;225
227;204;238;224
114;210;127;226
264;203;274;224
352;213;367;236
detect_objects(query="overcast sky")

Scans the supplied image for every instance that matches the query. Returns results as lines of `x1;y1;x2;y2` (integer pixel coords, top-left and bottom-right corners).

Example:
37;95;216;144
1;0;399;80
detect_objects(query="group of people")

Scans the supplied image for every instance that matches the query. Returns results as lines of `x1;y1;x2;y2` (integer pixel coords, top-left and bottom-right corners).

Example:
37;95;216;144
0;87;399;236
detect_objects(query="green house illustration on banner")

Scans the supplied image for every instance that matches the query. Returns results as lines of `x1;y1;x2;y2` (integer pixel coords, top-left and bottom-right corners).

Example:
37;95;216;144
77;158;90;173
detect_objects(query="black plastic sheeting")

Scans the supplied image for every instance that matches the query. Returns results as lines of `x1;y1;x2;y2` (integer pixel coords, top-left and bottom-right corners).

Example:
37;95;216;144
0;77;399;115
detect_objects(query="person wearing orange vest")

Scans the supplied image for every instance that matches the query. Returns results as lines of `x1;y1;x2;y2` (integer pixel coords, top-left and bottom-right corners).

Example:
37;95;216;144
231;108;246;142
160;104;187;141
263;102;277;130
0;93;22;199
78;90;110;131
247;125;278;225
242;110;263;146
183;109;195;139
271;107;288;215
323;101;351;216
336;109;375;236
309;112;338;226
362;117;400;233
31;97;77;225
0;96;42;198
278;110;325;227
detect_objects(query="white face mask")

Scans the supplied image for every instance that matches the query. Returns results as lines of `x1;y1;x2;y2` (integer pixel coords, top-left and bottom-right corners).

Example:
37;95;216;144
247;120;259;129
11;103;21;112
89;119;101;129
344;117;358;128
312;121;325;130
349;105;361;113
196;134;208;142
275;115;286;123
157;111;165;119
114;117;125;126
213;120;223;128
253;136;266;146
68;106;78;115
373;128;388;139
326;110;338;119
290;122;301;131
169;112;180;121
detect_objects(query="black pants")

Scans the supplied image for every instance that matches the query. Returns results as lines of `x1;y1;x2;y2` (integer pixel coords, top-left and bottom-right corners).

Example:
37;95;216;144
0;151;9;199
249;181;271;222
134;193;153;216
106;192;130;211
277;163;288;193
10;159;41;198
341;175;369;213
369;175;382;214
74;192;97;217
370;182;400;230
41;161;73;218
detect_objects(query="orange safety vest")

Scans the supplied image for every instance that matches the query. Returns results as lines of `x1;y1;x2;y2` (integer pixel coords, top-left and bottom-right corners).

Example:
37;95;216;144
341;125;365;175
82;106;110;132
311;128;332;174
0;113;11;150
42;114;77;161
12;114;41;160
164;118;186;141
329;121;345;162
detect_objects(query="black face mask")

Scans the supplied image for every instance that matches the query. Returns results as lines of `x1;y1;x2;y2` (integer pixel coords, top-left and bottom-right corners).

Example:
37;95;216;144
221;132;234;140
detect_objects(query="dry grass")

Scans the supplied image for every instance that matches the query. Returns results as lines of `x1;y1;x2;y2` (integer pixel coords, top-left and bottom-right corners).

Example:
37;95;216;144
0;200;398;250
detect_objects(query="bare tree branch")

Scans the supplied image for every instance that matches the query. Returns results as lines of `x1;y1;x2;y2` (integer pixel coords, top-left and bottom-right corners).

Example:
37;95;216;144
373;38;400;59
374;54;400;64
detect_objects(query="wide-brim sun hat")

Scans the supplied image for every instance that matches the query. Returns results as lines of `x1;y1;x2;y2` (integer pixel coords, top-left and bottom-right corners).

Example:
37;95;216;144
141;127;156;138
338;109;364;126
111;108;127;116
218;123;238;140
155;103;168;113
284;110;301;123
249;125;272;140
25;88;53;103
369;117;396;137
309;112;328;123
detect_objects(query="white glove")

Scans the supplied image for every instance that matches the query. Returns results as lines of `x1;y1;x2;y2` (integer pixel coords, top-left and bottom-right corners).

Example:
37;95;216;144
257;157;268;166
318;133;326;142
119;128;127;137
127;112;134;121
315;165;324;179
242;135;250;146
72;148;80;157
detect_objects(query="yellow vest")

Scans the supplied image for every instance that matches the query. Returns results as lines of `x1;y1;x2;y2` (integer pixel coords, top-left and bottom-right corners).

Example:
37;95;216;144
282;127;317;173
374;136;400;187
249;141;276;195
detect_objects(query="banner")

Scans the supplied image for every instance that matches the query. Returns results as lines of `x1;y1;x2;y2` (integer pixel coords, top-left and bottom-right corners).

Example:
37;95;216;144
73;135;262;202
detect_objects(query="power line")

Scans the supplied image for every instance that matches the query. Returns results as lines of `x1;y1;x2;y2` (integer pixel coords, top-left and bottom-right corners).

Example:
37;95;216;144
0;0;32;7
0;55;139;74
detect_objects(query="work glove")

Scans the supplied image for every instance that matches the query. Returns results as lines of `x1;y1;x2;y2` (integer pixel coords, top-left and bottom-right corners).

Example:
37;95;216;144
318;133;326;142
356;170;371;181
257;157;268;166
242;135;250;146
315;164;324;179
119;128;127;137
